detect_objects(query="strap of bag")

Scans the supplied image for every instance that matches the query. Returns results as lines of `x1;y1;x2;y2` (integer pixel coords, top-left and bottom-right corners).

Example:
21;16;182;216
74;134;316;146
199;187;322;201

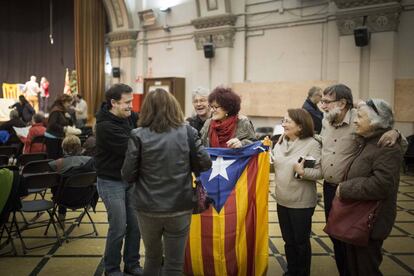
186;125;200;177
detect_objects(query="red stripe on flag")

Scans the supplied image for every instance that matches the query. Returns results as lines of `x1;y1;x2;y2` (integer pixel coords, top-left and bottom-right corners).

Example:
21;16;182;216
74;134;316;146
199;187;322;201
184;239;193;275
201;206;215;276
224;190;238;275
246;155;259;275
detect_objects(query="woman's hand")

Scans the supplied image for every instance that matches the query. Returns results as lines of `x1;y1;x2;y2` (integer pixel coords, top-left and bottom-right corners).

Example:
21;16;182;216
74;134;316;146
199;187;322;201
226;138;242;148
293;158;305;177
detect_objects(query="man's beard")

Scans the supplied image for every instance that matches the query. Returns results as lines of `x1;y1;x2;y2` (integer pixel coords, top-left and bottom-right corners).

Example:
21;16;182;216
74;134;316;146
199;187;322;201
324;106;341;124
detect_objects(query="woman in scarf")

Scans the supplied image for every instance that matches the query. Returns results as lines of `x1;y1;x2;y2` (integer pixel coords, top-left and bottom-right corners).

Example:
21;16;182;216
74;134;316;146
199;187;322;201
200;87;255;148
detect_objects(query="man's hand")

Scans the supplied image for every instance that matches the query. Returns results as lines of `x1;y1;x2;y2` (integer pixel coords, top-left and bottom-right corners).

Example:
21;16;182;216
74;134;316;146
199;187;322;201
377;129;400;147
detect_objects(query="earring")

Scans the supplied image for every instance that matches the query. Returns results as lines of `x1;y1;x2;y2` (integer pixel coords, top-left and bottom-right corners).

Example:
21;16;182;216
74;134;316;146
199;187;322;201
226;113;228;117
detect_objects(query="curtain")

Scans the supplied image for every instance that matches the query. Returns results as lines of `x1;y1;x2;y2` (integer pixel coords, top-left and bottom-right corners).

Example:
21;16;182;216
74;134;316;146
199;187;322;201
0;0;75;105
74;0;106;121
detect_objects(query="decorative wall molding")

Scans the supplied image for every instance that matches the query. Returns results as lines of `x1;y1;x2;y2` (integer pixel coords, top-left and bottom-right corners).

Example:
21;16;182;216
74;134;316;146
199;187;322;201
335;2;401;35
106;30;138;42
193;27;236;50
106;31;138;58
109;0;124;28
333;0;399;9
191;13;237;29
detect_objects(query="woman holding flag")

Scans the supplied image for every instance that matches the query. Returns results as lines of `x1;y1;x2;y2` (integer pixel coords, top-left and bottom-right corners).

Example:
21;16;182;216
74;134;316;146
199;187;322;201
273;108;322;276
200;86;256;148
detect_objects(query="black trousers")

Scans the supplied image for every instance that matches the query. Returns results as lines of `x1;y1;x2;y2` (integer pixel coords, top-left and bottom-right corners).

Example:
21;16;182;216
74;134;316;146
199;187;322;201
277;204;315;276
323;181;349;276
346;239;384;276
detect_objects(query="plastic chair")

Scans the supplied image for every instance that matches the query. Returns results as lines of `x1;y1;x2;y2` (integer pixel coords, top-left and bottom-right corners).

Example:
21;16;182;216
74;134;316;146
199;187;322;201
12;172;62;254
17;152;48;167
29;135;46;153
0;146;17;158
50;171;98;241
0;155;9;166
21;159;53;201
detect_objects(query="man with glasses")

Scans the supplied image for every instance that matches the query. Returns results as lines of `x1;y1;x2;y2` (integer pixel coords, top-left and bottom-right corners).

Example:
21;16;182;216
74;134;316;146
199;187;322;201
319;84;404;276
95;84;142;276
186;87;211;133
302;86;323;134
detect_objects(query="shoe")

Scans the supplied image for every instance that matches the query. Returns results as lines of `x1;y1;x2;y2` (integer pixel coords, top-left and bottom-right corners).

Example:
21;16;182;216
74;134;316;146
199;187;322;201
124;265;143;276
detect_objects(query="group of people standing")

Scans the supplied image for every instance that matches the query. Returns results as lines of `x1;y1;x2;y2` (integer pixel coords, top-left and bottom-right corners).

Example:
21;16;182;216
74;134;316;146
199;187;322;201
272;84;404;276
67;81;404;276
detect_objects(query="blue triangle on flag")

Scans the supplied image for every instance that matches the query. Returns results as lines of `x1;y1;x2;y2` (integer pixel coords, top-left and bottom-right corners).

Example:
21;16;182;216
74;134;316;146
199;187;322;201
198;141;267;213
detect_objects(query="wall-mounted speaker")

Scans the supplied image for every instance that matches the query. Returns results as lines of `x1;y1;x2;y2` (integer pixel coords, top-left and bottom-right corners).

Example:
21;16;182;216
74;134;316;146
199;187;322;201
112;67;120;78
203;43;214;59
354;26;370;47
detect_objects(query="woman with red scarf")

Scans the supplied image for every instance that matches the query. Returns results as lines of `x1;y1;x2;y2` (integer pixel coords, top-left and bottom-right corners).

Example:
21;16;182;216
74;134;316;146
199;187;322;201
200;87;255;148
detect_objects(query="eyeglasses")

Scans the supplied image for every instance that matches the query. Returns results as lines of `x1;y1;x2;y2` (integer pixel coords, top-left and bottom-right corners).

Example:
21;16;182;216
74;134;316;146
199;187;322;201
281;118;292;124
209;105;221;110
320;99;338;105
366;99;379;115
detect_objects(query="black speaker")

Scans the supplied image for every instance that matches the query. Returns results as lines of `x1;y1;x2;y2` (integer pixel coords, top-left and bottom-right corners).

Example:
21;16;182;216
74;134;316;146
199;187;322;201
203;43;214;58
354;27;370;47
112;67;120;78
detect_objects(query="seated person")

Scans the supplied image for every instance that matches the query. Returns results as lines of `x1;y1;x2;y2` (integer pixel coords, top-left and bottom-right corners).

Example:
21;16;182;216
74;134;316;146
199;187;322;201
82;124;96;157
0;110;26;147
20;113;47;153
48;135;97;223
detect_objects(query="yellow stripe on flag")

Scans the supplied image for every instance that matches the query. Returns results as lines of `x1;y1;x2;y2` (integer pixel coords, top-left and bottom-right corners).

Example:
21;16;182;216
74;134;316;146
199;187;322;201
212;206;227;276
255;152;269;275
189;214;204;275
235;168;248;276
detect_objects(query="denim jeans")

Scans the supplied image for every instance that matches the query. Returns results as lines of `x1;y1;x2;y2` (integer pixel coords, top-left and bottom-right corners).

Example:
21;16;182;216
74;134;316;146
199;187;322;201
137;212;192;276
97;178;141;273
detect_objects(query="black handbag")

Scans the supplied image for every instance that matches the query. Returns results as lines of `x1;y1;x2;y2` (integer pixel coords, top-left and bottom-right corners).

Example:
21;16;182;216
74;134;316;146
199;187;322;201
185;125;214;214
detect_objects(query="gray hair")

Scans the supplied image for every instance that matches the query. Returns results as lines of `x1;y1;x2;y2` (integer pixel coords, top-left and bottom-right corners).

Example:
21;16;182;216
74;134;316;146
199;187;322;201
308;86;322;98
361;98;394;129
192;87;210;100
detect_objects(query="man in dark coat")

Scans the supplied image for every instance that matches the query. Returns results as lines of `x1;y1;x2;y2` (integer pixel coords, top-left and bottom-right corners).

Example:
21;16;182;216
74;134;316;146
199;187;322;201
95;83;142;276
302;86;323;134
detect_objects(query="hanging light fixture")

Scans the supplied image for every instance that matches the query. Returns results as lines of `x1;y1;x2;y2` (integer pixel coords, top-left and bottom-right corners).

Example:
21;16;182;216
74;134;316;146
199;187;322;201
49;0;54;44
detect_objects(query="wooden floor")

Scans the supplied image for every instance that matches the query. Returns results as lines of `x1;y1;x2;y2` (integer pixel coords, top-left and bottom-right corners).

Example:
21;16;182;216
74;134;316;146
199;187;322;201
1;173;414;275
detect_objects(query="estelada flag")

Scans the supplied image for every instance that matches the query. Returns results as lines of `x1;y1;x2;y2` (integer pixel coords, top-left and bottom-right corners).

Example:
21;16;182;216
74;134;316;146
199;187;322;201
184;141;270;276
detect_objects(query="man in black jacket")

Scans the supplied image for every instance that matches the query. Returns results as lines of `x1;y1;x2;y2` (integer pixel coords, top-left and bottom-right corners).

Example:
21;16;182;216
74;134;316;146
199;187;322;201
302;86;323;134
95;84;142;276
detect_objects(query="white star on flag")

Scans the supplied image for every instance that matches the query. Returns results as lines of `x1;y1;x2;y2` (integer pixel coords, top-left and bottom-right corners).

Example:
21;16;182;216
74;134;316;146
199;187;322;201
208;156;236;181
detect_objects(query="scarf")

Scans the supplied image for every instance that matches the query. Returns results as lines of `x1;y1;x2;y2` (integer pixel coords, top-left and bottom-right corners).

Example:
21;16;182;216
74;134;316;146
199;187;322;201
209;115;238;148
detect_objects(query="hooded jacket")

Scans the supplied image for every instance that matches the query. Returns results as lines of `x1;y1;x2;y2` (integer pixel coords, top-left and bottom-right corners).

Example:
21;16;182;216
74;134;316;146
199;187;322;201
95;103;138;181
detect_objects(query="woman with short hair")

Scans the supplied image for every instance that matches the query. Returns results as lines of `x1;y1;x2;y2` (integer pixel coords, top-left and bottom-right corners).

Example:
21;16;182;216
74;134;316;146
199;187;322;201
200;86;256;148
335;99;402;275
273;108;322;276
122;88;211;276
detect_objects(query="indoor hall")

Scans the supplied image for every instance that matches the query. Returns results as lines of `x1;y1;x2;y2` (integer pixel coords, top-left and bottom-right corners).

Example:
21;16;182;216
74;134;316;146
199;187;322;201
1;0;414;275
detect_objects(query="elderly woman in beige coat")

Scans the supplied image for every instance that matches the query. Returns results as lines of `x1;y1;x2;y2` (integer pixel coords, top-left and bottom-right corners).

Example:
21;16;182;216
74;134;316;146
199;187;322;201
336;99;402;275
273;108;322;276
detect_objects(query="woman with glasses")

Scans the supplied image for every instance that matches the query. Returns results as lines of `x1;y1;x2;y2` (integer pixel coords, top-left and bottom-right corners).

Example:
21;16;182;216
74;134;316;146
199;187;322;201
199;86;255;148
334;99;402;275
273;108;322;276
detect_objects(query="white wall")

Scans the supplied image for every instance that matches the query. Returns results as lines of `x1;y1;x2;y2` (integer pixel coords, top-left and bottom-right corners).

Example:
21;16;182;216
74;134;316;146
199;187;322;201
119;0;414;135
